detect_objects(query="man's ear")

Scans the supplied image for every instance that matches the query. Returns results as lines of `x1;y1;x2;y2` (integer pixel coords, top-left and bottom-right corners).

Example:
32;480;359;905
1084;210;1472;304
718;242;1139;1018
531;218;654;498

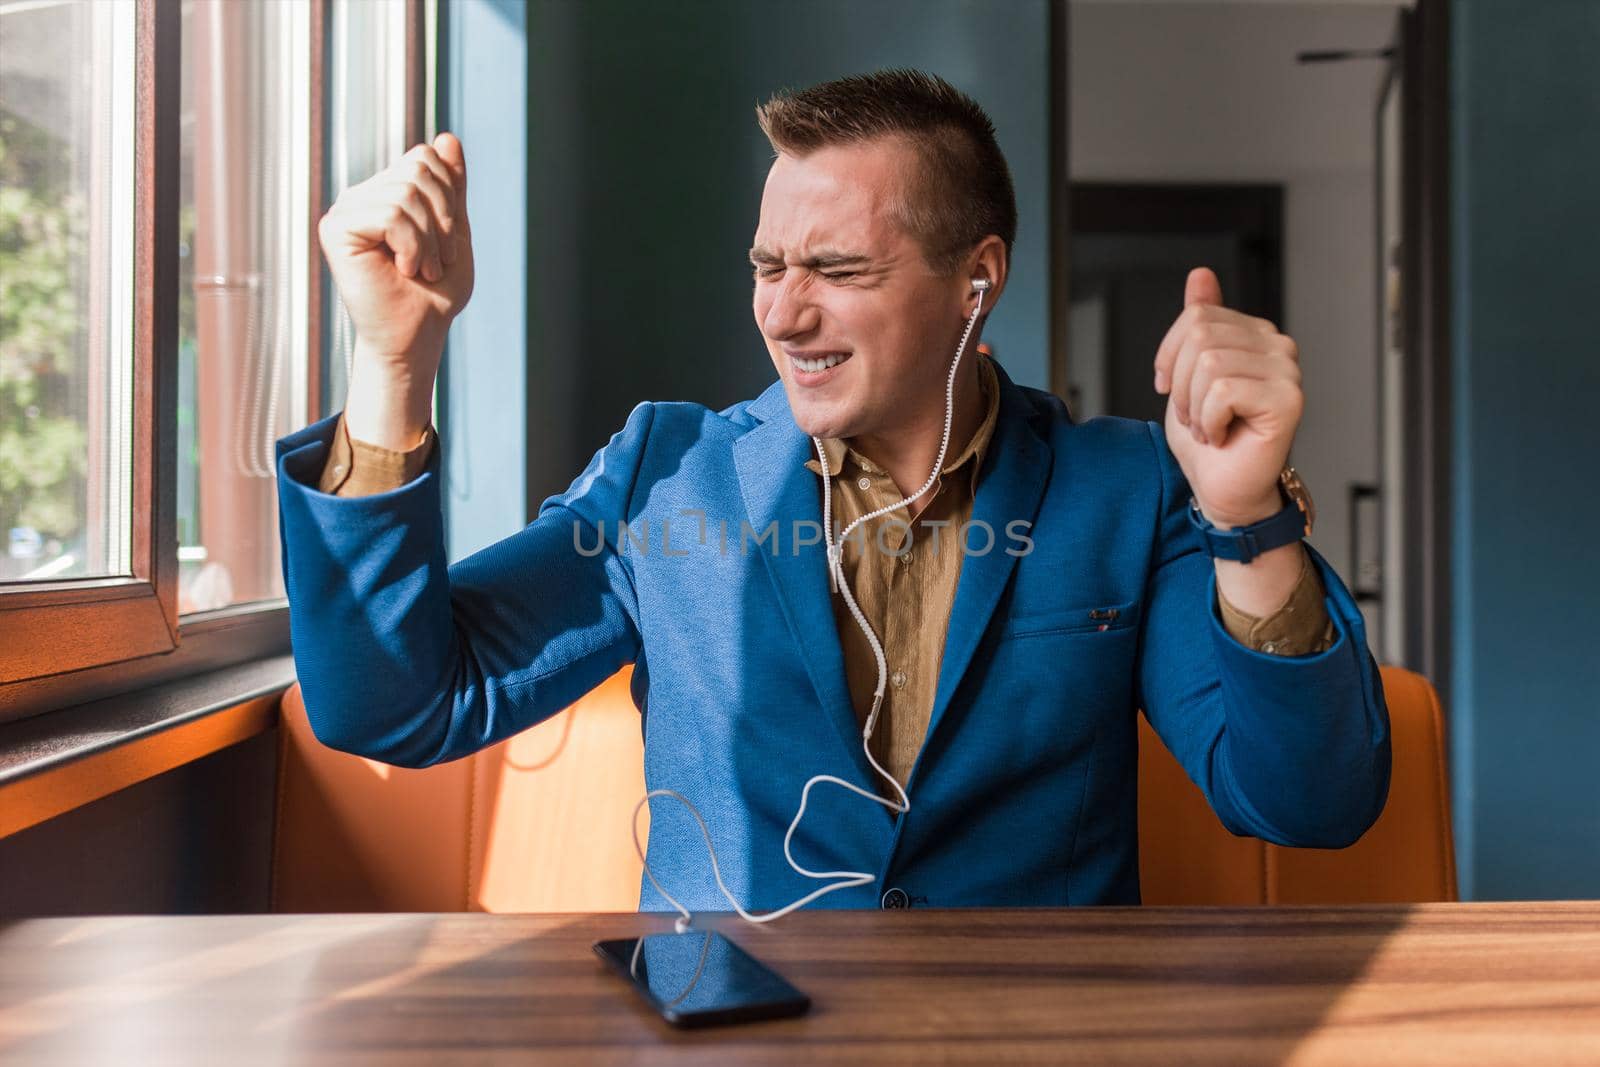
964;235;1009;317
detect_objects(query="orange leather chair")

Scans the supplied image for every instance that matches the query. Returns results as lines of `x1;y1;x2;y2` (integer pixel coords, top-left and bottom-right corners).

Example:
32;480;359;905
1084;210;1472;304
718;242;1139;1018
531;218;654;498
271;665;1456;911
272;669;646;912
1137;666;1457;903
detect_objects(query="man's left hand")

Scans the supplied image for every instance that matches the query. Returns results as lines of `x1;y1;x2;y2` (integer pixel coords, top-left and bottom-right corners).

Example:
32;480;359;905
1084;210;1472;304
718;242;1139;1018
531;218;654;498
1153;266;1302;529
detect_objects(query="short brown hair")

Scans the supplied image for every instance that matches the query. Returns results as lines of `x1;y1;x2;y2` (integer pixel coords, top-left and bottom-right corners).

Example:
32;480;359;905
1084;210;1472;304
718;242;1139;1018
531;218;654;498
755;68;1017;277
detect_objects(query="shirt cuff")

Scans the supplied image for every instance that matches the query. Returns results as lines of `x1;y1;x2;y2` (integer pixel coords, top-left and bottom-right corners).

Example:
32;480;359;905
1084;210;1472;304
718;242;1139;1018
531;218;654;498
317;412;438;496
1215;546;1337;656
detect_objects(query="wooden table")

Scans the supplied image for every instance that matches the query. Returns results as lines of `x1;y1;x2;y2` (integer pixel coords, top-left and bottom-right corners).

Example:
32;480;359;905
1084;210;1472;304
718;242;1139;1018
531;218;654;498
2;904;1598;1064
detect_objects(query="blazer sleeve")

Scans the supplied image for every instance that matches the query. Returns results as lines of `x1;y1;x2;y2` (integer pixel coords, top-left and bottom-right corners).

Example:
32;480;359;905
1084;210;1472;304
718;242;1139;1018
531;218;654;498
1134;420;1392;848
275;402;655;768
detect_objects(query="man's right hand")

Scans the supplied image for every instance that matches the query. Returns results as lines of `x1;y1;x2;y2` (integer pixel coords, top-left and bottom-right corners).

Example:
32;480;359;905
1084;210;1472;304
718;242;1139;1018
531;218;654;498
318;132;474;449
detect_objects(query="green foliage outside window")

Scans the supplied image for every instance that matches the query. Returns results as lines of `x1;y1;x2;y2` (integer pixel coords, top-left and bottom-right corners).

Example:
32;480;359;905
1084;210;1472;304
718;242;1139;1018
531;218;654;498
0;105;87;561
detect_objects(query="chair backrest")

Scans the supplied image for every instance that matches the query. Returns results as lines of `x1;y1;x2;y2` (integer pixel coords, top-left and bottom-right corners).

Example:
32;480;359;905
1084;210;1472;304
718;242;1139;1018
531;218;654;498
1138;665;1457;903
273;664;1455;911
273;669;645;912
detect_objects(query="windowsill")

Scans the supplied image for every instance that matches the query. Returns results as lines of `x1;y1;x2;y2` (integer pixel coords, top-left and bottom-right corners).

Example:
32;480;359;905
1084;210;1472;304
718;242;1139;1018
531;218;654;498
0;655;296;838
0;601;291;725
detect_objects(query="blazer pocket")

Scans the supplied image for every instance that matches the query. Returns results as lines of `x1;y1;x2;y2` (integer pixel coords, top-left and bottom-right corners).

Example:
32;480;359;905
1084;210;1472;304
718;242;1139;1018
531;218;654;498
1003;599;1139;639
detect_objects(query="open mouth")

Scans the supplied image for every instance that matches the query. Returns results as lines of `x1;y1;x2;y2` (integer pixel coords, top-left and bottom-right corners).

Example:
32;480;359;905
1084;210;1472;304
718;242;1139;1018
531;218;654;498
788;351;853;382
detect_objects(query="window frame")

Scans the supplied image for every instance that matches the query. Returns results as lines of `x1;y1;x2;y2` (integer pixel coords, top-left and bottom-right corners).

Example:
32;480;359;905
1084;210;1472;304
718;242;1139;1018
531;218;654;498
0;0;346;723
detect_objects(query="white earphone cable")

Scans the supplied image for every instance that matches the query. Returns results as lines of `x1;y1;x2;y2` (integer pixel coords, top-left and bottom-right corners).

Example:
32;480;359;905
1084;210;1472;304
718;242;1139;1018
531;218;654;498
634;285;988;933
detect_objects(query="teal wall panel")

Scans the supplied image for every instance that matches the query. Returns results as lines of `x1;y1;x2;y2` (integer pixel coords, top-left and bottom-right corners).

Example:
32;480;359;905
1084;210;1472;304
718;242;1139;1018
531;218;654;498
1450;0;1600;899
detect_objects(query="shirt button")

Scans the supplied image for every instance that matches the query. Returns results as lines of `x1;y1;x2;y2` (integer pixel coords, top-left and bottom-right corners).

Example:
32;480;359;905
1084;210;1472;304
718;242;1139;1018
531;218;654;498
899;549;913;566
332;464;346;476
857;476;872;491
891;670;907;689
1262;641;1279;654
881;887;910;909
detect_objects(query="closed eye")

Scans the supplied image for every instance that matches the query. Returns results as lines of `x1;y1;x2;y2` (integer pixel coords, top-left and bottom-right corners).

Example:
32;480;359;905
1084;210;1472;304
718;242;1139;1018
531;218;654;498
749;265;862;281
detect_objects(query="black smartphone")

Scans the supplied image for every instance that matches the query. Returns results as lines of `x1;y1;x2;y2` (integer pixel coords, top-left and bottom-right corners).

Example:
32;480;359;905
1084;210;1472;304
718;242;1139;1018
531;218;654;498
593;930;811;1028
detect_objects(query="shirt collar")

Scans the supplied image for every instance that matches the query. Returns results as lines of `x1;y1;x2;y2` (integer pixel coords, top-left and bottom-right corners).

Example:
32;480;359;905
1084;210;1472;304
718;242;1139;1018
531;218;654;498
804;354;1000;497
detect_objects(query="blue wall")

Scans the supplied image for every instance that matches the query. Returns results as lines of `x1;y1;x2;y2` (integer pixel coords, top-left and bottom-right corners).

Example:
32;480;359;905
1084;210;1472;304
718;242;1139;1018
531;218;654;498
524;0;1052;505
1451;0;1600;899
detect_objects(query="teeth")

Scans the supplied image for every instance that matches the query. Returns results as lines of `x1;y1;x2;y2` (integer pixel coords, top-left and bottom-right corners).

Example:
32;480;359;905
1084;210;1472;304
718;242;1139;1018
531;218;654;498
793;353;848;374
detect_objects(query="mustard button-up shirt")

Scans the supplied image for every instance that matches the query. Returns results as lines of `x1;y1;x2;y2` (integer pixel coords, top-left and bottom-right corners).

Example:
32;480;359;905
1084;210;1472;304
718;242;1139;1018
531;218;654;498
801;356;1003;786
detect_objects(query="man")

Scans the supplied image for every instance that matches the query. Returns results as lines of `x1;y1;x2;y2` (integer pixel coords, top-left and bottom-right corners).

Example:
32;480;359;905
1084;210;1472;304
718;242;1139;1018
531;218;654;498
277;70;1389;911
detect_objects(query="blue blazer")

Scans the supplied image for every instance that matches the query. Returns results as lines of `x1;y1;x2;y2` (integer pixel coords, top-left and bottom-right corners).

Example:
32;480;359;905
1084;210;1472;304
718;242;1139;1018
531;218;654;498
277;361;1390;909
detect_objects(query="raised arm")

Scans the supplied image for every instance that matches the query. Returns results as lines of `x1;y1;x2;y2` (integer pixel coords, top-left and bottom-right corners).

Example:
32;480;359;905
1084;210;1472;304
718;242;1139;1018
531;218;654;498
277;134;647;768
1135;420;1391;847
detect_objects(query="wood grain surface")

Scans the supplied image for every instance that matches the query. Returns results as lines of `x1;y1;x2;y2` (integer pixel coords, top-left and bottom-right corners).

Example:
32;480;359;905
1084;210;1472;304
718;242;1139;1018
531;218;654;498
1;903;1597;1065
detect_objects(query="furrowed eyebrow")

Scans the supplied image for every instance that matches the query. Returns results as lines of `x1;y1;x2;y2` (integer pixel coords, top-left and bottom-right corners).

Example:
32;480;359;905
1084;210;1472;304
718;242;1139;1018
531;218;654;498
747;246;871;270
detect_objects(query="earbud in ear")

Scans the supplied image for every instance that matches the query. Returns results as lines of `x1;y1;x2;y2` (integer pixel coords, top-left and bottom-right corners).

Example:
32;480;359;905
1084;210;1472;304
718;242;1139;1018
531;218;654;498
971;278;991;292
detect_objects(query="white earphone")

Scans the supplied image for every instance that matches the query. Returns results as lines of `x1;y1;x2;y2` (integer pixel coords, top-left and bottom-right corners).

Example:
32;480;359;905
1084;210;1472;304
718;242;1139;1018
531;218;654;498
633;275;991;933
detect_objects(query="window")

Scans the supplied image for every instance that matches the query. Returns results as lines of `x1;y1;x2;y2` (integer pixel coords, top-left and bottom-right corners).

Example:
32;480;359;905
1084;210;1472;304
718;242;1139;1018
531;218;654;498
0;0;165;692
175;0;312;612
1;0;137;585
0;0;430;718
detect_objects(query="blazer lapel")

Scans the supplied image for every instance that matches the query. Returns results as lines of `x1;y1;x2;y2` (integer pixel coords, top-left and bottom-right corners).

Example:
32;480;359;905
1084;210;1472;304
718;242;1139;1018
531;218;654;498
733;387;870;785
918;363;1051;780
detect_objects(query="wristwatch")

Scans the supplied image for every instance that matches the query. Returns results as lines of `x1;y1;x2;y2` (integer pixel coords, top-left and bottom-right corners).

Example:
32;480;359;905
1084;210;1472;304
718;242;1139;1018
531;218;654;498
1187;467;1316;563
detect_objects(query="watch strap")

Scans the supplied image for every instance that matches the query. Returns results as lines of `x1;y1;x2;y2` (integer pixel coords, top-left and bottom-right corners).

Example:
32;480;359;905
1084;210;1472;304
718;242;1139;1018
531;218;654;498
1187;496;1308;563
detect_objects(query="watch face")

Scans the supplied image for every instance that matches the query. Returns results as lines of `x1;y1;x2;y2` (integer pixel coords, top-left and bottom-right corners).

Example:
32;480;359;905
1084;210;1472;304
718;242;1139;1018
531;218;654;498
1279;467;1315;536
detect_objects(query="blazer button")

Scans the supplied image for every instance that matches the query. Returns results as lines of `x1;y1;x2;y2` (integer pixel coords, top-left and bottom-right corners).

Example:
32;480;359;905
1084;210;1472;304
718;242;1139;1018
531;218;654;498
881;887;910;909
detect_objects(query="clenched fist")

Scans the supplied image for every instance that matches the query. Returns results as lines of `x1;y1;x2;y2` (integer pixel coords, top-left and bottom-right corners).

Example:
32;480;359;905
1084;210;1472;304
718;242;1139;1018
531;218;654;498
1153;267;1303;530
319;132;473;447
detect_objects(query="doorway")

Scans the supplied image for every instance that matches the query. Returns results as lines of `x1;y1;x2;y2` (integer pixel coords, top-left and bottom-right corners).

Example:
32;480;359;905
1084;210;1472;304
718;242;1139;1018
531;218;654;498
1062;0;1415;652
1067;182;1283;426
